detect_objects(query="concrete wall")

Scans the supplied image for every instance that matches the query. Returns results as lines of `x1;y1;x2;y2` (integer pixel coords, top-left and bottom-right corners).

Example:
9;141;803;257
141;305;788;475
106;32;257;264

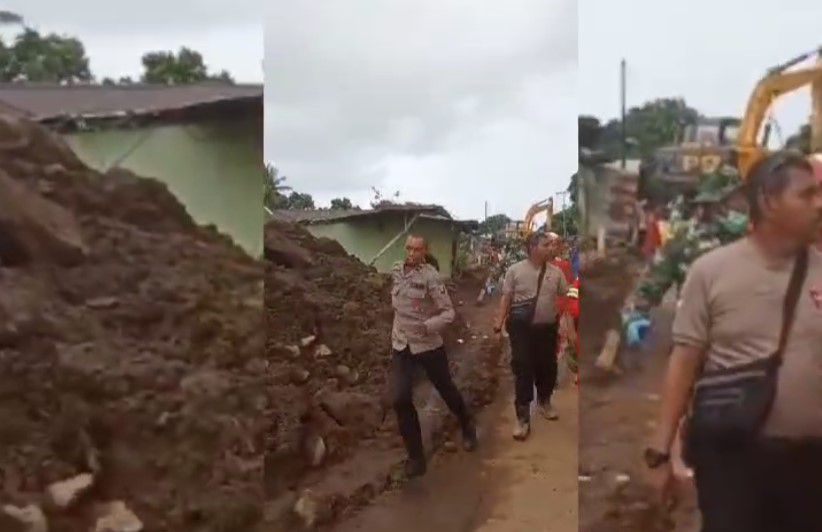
306;214;459;278
64;117;263;257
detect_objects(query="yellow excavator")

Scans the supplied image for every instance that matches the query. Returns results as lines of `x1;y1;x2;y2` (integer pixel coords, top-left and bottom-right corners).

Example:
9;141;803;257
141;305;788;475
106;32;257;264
736;46;822;180
641;47;822;204
520;198;553;237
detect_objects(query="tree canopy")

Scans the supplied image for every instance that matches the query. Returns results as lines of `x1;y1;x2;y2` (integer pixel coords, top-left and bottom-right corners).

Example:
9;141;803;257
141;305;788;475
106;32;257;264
0;18;234;85
478;214;511;235
141;47;234;85
582;98;700;160
0;28;91;83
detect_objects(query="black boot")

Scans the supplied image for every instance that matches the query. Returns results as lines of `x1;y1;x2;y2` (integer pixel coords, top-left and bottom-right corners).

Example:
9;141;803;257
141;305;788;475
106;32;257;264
404;456;427;478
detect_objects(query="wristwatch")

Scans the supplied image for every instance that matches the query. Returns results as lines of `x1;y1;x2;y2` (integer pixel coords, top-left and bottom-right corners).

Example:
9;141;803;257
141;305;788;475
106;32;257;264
643;447;670;469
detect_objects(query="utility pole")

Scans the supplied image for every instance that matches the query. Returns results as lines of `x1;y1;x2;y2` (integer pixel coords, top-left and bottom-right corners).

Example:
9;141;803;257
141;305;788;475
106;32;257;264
620;58;627;170
484;201;488;221
556;191;569;237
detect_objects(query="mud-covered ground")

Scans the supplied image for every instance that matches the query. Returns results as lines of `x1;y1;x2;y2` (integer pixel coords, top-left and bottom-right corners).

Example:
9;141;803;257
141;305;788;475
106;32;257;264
578;253;699;532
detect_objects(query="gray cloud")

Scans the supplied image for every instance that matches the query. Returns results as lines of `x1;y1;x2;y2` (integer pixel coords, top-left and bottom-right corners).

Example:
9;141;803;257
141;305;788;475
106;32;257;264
266;0;578;220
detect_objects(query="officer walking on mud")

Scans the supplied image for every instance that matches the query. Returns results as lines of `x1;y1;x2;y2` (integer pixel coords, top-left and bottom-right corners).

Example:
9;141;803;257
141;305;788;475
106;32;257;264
389;234;478;478
493;232;569;440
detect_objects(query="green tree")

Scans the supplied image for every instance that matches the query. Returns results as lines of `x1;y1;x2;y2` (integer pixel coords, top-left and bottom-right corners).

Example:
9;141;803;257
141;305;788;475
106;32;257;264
330;197;355;210
141;47;234;85
597;98;700;159
285;192;315;210
478;214;511;235
552;204;578;237
264;164;290;210
0;27;91;82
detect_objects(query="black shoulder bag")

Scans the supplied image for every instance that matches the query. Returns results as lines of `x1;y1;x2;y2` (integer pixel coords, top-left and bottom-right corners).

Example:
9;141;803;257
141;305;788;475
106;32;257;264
686;248;809;449
507;262;547;325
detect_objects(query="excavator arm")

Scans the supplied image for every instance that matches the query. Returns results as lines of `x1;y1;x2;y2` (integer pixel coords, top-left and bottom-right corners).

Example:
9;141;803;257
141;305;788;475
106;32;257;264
737;48;822;180
522;198;553;237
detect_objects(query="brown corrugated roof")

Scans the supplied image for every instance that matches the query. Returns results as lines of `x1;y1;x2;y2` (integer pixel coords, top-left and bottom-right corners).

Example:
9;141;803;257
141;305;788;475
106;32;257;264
270;204;478;230
270;204;452;224
0;83;263;121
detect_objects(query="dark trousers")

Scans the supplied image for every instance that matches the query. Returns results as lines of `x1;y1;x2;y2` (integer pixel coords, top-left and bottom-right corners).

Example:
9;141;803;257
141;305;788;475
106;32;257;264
390;346;471;460
506;320;559;421
692;438;822;532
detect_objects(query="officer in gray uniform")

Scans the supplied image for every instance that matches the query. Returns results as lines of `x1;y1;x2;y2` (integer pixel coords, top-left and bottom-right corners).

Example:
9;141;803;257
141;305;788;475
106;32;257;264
390;234;477;478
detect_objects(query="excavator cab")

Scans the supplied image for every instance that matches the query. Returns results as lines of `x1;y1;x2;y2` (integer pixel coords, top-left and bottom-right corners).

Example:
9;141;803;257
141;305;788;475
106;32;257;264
678;117;740;147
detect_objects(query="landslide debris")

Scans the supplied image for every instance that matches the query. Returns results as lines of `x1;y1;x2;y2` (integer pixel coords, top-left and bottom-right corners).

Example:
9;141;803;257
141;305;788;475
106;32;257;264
265;219;395;494
0;114;265;532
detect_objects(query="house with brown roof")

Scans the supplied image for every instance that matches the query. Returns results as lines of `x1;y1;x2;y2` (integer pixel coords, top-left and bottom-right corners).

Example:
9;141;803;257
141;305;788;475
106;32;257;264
0;82;263;256
270;203;477;278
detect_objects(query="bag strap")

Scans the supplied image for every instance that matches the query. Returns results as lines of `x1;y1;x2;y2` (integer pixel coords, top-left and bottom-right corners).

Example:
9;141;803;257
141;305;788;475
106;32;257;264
536;261;548;296
774;247;809;365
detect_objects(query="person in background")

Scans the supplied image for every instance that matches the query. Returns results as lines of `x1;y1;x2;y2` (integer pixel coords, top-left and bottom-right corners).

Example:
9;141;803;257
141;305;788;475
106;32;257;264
390;235;477;478
493;232;569;440
646;152;822;531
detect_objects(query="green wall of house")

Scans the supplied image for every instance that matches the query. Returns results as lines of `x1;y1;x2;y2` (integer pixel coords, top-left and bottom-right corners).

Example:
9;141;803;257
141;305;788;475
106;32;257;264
64;118;263;257
305;214;458;278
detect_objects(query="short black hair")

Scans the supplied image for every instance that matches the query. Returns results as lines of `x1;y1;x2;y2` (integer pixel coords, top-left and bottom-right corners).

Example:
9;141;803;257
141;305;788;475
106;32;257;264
745;150;813;224
524;232;549;253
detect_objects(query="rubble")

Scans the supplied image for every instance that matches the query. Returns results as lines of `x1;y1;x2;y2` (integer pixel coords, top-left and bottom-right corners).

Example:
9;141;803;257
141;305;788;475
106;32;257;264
93;501;143;532
2;504;48;532
0;115;265;530
47;473;94;509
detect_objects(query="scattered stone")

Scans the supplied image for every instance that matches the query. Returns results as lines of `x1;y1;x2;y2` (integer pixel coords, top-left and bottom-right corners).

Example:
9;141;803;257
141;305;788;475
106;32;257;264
285;345;301;358
300;335;317;348
578;475;592;482
306;436;327;467
319;391;383;436
443;441;457;453
289;367;310;385
344;369;360;386
94;501;143;532
293;490;321;528
615;473;631;485
2;504;47;532
645;393;661;402
314;344;332;358
85;296;120;309
0;169;88;267
47;472;94;508
457;338;465;344
335;365;351;380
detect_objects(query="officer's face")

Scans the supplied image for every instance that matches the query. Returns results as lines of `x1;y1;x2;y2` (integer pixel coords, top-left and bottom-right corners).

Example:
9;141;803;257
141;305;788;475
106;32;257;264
766;167;822;244
530;236;552;263
405;237;427;265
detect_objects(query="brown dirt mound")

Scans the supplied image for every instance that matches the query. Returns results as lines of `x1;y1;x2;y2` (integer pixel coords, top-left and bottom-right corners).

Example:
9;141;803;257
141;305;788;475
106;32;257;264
0;114;266;531
265;219;395;495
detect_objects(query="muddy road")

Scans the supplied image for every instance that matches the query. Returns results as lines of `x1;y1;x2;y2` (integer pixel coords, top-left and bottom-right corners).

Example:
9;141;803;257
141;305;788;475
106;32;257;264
578;255;699;532
326;290;579;532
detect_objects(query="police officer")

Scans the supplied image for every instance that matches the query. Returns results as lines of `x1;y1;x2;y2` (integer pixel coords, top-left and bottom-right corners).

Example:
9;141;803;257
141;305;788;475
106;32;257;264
389;234;477;478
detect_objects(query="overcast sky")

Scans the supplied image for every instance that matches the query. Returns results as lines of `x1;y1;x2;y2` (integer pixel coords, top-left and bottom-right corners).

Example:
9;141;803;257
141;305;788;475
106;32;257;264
2;0;263;83
266;1;578;221
580;0;821;144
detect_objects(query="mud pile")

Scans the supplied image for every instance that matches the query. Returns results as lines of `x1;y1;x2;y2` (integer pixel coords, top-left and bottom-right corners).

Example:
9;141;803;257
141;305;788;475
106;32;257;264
265;219;395;493
0;115;266;532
